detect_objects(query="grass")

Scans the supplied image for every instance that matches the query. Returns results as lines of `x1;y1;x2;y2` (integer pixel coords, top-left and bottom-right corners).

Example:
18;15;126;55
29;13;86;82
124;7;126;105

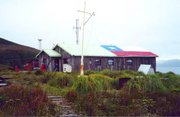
72;74;114;95
72;75;102;95
123;75;167;93
0;70;179;116
41;84;71;96
47;72;74;88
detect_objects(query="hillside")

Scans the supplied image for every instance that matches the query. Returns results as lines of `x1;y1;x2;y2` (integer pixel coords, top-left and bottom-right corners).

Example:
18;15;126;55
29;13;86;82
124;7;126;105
157;59;180;67
0;37;39;69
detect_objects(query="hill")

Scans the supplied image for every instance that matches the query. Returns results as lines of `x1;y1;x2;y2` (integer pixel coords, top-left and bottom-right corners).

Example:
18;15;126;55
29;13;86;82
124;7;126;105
157;59;180;67
0;37;39;69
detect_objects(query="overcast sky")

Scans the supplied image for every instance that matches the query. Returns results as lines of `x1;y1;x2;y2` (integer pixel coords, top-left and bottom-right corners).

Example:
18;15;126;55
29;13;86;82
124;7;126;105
0;0;180;60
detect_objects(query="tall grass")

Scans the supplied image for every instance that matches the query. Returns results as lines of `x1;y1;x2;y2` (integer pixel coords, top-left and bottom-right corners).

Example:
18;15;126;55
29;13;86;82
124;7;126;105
41;84;71;96
72;75;101;94
72;74;114;95
124;75;167;93
99;69;145;79
89;74;113;90
156;72;180;91
47;72;75;88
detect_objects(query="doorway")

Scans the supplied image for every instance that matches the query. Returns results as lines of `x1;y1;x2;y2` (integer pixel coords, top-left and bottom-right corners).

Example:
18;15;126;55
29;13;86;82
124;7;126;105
54;59;59;71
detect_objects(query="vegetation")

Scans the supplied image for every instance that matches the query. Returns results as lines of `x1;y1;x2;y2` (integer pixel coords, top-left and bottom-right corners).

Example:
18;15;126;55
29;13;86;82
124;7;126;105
0;64;10;71
0;70;179;116
72;74;114;95
0;84;59;116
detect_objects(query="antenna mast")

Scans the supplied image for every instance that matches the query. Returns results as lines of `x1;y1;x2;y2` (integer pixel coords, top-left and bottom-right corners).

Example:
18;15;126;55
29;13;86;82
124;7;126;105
74;19;81;45
38;39;42;50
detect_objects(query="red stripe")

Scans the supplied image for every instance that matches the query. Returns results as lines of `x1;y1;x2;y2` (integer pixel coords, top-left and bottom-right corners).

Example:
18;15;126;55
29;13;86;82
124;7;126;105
112;51;158;57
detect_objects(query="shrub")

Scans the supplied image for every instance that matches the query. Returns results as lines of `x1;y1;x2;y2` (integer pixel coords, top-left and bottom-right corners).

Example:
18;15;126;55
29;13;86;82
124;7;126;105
89;74;113;90
41;72;56;83
148;75;167;92
99;70;144;79
84;70;97;75
66;90;78;102
0;84;58;116
161;77;180;91
100;69;122;78
146;92;180;116
0;64;10;71
34;70;43;75
154;72;180;91
0;94;6;108
124;75;167;93
48;73;74;88
81;92;99;116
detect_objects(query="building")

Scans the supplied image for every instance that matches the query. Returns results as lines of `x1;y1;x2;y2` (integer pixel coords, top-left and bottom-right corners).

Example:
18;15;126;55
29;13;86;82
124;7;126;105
36;44;158;72
36;49;61;71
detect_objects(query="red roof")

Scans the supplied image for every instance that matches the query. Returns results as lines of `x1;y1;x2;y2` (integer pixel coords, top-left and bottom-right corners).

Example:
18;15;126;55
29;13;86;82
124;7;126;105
112;51;158;57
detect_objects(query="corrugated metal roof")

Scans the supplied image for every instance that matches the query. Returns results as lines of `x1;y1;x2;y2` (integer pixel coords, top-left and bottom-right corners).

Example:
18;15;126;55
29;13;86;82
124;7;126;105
55;44;158;57
101;45;158;57
101;45;149;51
120;46;149;51
112;51;158;57
36;49;61;57
56;44;116;57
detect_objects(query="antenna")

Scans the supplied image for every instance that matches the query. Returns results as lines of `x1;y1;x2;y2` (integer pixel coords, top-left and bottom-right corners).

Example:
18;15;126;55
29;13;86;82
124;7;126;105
73;19;81;45
78;1;95;76
38;39;42;50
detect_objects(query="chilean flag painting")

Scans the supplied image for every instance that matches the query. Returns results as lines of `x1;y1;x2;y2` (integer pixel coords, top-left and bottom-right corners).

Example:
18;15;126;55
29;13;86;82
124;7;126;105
101;45;158;57
101;45;123;52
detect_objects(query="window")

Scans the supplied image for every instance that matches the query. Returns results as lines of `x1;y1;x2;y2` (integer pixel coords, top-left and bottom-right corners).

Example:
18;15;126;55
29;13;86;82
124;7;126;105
43;58;47;64
63;58;68;64
108;59;114;65
127;59;133;65
95;59;101;66
89;59;92;64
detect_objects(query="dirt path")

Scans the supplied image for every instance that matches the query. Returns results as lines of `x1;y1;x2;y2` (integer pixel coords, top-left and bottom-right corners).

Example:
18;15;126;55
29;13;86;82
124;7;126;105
48;95;79;116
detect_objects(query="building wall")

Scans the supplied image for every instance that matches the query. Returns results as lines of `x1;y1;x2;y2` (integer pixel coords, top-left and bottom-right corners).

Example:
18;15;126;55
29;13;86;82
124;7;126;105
82;57;156;72
37;52;60;72
53;46;157;72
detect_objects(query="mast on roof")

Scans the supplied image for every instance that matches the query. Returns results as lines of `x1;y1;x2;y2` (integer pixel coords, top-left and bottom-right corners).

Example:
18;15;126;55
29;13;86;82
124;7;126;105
74;19;81;45
38;39;42;50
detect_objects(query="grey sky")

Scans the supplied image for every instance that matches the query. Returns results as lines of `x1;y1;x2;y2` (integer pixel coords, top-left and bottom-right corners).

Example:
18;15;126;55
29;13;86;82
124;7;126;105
0;0;180;60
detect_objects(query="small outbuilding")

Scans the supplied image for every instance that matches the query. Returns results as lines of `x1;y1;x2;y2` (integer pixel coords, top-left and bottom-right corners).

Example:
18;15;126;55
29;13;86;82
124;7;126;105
36;49;61;71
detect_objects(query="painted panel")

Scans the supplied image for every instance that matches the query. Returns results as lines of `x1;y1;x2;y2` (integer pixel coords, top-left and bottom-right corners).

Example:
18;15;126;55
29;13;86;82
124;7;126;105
101;45;123;51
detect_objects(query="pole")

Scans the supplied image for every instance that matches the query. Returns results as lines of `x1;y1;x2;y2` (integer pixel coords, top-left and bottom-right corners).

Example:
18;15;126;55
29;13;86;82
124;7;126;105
76;19;80;45
80;1;86;76
78;1;95;76
74;19;80;45
38;39;42;50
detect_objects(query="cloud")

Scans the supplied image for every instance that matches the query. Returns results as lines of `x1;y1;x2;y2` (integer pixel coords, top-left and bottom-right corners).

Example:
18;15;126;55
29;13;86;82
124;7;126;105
0;0;180;59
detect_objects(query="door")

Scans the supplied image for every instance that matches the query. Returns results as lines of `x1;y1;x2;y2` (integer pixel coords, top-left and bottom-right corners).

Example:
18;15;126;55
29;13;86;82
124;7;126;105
54;59;59;71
